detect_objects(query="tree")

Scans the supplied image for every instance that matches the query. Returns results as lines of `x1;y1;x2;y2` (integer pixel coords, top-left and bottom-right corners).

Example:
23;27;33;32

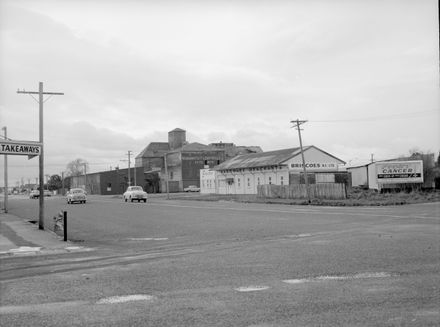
47;174;62;191
406;149;437;188
66;158;89;177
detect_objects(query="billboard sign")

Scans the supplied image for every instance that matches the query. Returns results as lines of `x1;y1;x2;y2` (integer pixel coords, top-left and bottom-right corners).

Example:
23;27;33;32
0;140;42;158
376;160;423;184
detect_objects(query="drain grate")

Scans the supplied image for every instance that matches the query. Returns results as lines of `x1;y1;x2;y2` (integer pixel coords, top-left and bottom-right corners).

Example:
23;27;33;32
28;220;37;224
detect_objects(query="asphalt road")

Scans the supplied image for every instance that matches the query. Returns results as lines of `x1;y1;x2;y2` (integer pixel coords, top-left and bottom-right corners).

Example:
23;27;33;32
1;195;439;326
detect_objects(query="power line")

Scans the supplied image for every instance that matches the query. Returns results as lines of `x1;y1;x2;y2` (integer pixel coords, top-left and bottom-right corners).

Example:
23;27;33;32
310;110;436;123
6;162;117;168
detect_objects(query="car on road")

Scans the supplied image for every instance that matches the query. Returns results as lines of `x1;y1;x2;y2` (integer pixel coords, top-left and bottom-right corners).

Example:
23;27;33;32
66;188;87;204
29;190;39;199
43;190;52;197
123;186;148;202
184;185;200;192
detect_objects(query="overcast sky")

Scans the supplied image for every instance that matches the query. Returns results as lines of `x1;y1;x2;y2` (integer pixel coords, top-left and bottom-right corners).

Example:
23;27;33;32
1;0;439;186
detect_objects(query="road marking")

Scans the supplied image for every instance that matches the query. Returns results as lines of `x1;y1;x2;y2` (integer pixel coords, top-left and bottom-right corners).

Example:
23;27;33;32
284;233;313;238
8;246;41;254
282;279;309;284
65;246;83;250
96;294;154;304
0;301;88;314
283;272;393;285
127;237;169;241
235;286;270;292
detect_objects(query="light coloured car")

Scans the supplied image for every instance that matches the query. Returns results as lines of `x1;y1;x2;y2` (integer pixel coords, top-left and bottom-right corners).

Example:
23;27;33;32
66;188;87;204
183;185;200;192
29;190;39;199
123;186;148;203
43;190;52;197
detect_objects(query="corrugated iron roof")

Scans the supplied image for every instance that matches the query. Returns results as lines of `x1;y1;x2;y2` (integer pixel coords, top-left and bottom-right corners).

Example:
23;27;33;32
135;142;169;159
213;145;346;170
214;147;305;170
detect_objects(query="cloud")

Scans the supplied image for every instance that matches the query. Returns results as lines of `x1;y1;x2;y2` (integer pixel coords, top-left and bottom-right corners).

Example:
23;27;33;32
1;0;438;184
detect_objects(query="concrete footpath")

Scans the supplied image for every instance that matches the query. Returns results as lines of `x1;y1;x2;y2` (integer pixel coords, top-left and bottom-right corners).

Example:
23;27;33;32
0;213;89;257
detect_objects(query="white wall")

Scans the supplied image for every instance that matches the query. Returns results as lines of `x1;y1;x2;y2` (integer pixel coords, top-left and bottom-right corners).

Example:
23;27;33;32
200;169;216;194
368;163;379;190
208;168;289;195
348;166;368;187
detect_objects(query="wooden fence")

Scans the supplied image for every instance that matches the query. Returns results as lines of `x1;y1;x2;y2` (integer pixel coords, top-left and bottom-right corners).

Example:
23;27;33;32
257;183;347;200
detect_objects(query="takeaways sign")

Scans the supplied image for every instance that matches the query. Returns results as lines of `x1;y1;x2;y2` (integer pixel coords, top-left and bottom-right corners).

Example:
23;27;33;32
376;160;423;184
0;140;42;158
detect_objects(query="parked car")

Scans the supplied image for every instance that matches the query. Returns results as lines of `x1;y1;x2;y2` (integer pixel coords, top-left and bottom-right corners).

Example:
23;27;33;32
43;190;52;197
29;190;39;199
183;185;200;192
66;188;87;204
123;186;148;203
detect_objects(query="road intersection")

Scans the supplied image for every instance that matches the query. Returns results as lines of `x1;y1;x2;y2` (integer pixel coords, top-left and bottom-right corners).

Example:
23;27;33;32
1;196;439;326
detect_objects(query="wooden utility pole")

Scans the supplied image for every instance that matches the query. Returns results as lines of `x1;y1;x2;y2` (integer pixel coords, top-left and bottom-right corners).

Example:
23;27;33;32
164;153;170;199
83;163;87;193
2;126;8;213
291;119;311;203
17;82;64;230
127;151;132;186
61;171;65;195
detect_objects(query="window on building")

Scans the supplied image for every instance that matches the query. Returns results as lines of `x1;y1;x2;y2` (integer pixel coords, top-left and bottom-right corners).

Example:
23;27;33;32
170;171;173;179
238;178;240;187
257;177;260;185
280;176;284;185
269;177;272;185
247;178;250;187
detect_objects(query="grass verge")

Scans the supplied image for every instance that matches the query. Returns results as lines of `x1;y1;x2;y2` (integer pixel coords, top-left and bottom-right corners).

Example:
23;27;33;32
170;189;440;206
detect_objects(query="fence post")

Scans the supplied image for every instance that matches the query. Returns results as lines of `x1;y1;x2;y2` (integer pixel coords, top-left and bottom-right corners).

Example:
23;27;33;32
63;211;67;242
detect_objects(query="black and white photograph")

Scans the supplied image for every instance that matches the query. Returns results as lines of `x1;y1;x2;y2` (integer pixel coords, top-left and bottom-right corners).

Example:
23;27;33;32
1;0;439;326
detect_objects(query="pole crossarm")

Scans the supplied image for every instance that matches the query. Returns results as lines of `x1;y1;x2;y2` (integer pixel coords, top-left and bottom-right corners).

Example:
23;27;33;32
17;90;64;95
290;119;308;129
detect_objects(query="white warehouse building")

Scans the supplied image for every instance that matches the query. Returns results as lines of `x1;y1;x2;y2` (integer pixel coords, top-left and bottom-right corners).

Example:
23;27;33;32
200;145;346;195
